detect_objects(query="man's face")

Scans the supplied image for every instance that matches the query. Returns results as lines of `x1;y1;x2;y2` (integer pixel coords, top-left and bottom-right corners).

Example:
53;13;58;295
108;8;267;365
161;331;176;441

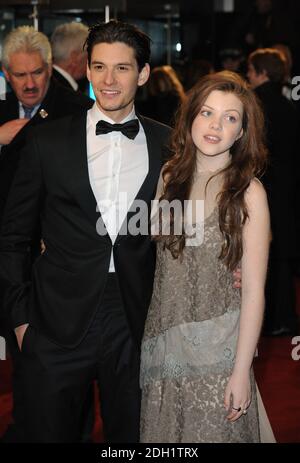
87;41;150;122
3;51;52;108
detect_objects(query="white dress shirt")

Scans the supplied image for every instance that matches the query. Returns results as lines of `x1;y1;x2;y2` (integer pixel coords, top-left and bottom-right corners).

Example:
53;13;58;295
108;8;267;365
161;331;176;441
18;101;40;119
87;103;149;272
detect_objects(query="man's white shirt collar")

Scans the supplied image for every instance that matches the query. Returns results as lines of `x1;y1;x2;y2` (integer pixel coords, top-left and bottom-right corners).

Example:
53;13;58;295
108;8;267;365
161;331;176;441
53;64;78;91
18;101;40;119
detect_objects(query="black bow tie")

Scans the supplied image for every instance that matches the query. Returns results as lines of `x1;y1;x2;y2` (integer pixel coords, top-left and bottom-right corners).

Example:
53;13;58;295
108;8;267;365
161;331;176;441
95;119;139;139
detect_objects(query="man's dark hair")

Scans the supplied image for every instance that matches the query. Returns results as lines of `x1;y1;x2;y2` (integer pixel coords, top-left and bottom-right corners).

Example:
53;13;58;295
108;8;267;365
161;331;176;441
248;48;286;84
85;20;151;71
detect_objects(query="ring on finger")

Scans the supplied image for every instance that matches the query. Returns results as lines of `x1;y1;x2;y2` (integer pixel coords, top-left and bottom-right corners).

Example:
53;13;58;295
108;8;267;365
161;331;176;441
232;406;241;412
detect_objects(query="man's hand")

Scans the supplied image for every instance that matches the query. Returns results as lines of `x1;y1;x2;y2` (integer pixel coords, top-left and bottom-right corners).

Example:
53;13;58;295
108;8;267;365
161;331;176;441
14;323;29;351
233;268;242;289
0;119;29;145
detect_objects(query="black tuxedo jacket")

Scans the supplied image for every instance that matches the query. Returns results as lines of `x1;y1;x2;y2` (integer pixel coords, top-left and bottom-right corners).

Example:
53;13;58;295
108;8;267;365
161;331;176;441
0;79;93;222
52;67;74;90
52;68;90;102
0;112;171;348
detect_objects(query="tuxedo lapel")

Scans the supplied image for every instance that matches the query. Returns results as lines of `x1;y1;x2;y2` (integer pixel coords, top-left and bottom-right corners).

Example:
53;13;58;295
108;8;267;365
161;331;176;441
67;113;163;243
29;80;55;124
68;112;105;235
133;115;163;203
115;115;163;243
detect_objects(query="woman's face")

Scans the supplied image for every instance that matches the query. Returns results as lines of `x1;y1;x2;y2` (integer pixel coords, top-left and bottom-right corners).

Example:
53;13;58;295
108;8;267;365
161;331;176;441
191;90;244;161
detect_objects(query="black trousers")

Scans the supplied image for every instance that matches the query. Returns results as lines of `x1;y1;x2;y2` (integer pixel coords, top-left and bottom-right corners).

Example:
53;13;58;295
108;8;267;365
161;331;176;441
264;254;297;333
1;329;95;443
20;274;141;443
1;328;27;443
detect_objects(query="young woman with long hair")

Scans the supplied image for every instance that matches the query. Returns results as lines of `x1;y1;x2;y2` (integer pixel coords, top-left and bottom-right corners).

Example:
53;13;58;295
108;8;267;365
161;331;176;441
140;71;271;443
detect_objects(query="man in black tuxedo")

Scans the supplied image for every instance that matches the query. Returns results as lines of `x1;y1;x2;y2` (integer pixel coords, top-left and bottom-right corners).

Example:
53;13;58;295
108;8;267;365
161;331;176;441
0;20;171;443
50;22;89;92
0;25;93;442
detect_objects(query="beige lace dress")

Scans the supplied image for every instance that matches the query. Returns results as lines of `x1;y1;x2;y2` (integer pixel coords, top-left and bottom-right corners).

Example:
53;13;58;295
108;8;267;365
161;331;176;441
140;170;260;443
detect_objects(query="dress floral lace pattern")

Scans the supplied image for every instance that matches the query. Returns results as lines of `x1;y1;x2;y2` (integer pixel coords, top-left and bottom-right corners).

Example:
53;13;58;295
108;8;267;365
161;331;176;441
140;172;260;443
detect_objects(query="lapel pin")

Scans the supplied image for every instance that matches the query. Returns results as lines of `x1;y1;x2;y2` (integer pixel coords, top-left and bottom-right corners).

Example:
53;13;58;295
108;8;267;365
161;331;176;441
39;108;48;119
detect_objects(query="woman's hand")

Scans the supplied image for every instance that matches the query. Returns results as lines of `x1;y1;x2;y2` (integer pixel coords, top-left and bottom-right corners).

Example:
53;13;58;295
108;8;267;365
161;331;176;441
40;239;46;254
224;371;251;422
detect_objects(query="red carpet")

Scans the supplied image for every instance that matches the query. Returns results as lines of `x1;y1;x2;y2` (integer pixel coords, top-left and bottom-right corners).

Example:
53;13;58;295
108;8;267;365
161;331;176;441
254;277;300;443
254;336;300;442
1;278;300;443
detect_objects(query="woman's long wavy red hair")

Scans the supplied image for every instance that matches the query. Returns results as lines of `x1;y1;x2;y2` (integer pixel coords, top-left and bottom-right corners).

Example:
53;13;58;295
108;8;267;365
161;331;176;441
155;71;268;270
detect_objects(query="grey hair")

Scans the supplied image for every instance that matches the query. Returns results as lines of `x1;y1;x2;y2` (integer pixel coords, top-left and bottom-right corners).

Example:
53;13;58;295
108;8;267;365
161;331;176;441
51;22;88;63
2;26;52;69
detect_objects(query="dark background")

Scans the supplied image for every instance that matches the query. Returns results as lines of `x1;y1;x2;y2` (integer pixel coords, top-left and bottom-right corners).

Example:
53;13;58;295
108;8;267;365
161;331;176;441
0;0;300;73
